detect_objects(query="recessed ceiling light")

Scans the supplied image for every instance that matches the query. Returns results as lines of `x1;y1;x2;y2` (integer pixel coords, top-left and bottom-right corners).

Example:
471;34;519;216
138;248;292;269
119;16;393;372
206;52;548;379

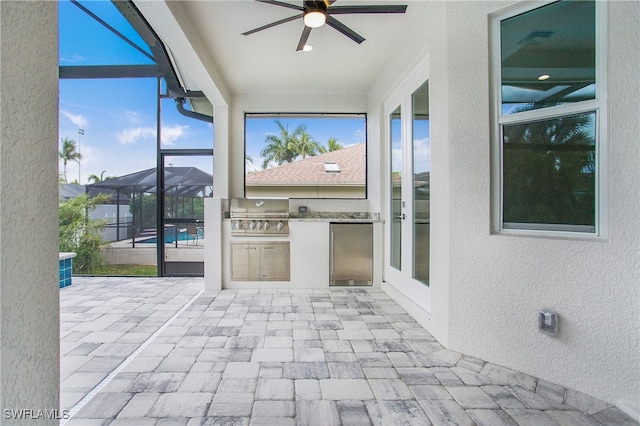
302;44;314;52
538;74;550;81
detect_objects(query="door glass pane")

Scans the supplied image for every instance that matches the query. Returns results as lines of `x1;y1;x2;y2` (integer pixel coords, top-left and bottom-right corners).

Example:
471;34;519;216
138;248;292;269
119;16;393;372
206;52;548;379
412;81;430;285
390;106;402;270
161;155;212;276
162;156;212;221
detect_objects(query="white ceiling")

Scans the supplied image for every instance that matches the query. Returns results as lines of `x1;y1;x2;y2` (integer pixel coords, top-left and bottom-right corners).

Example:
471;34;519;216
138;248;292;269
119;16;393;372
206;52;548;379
178;0;429;95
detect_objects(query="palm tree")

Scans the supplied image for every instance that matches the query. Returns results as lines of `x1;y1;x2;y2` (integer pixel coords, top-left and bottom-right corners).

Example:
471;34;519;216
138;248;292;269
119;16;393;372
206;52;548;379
59;137;81;183
288;126;323;159
88;170;114;183
245;154;256;173
260;120;298;169
327;137;343;152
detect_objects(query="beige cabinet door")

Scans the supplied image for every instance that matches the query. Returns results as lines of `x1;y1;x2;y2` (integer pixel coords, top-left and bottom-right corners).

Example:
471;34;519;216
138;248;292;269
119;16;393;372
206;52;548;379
259;243;290;281
231;242;290;281
231;243;260;280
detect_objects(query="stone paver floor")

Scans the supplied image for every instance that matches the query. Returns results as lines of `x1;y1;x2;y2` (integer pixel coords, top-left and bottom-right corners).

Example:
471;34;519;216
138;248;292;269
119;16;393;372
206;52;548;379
60;277;637;426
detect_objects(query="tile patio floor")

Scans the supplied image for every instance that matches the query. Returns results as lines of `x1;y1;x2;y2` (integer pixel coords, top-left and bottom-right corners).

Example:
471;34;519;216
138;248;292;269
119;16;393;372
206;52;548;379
60;277;637;426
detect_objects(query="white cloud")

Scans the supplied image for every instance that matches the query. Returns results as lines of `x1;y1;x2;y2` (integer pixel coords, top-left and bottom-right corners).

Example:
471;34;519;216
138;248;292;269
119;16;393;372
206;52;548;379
61;110;88;128
117;127;155;145
161;124;189;146
390;137;431;175
59;53;84;64
124;110;144;125
413;137;431;171
116;124;188;146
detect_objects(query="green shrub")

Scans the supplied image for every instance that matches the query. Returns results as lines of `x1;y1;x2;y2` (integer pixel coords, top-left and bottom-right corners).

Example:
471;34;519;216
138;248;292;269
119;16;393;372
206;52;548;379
59;194;109;274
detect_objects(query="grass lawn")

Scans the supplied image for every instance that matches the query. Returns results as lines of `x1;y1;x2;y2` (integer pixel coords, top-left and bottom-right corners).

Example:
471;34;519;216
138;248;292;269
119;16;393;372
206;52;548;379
91;264;157;276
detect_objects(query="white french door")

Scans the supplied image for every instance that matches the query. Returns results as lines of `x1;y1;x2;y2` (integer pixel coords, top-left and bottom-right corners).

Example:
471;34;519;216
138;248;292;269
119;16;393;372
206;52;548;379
384;61;431;312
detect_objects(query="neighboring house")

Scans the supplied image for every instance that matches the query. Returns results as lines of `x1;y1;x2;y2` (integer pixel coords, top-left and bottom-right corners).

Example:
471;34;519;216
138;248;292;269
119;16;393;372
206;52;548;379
246;143;366;198
58;183;85;202
59;183;133;242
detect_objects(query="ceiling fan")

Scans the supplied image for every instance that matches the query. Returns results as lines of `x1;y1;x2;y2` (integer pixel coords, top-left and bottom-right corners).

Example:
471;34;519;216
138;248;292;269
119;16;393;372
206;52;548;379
242;0;408;51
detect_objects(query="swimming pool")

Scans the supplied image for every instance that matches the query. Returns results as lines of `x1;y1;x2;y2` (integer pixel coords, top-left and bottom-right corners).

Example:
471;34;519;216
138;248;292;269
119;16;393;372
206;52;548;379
138;228;203;244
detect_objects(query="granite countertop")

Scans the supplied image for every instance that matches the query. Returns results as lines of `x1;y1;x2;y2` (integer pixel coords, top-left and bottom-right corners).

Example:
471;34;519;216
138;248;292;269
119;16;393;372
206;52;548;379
288;212;381;222
224;212;381;222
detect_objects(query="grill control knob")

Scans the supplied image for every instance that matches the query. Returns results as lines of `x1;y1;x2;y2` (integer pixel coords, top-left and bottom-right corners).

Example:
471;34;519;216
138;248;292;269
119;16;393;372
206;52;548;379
263;221;270;230
234;221;242;230
256;221;262;229
277;221;284;231
249;221;256;230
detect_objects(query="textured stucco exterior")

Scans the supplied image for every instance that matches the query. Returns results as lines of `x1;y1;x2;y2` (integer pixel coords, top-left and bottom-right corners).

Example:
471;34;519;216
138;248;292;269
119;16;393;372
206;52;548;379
0;2;60;424
170;0;639;416
369;0;639;417
0;0;635;422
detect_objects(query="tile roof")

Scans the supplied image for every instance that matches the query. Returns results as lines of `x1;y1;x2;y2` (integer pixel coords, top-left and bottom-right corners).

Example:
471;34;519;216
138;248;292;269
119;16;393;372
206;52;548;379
246;143;365;186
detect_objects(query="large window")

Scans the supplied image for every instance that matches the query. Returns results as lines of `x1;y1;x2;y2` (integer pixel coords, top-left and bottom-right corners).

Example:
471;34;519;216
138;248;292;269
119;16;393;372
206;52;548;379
245;113;367;199
492;0;606;235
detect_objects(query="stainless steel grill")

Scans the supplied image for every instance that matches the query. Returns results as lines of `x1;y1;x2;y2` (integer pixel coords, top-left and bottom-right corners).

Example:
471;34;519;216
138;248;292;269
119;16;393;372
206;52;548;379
230;198;289;236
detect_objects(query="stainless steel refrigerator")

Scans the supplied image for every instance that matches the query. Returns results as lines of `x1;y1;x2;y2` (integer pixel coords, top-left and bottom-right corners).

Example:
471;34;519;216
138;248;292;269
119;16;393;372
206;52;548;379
330;223;373;286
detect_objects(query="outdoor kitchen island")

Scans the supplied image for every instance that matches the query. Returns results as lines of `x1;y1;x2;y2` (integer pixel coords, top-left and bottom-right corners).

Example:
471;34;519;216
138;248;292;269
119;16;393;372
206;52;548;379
204;198;382;291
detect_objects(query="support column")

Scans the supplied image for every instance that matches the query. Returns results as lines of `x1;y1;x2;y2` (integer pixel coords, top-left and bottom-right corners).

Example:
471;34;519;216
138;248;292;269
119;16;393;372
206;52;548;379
0;2;60;424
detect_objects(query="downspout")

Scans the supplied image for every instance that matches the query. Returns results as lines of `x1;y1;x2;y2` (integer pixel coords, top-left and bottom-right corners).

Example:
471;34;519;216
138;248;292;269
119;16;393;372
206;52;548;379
175;98;213;123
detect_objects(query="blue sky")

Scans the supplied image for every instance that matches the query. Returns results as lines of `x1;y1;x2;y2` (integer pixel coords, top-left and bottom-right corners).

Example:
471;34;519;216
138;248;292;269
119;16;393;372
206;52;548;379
59;0;212;183
59;1;428;183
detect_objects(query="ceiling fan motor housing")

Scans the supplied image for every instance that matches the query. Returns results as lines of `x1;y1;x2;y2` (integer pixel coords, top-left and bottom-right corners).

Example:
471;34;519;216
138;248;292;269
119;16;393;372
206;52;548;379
304;0;329;13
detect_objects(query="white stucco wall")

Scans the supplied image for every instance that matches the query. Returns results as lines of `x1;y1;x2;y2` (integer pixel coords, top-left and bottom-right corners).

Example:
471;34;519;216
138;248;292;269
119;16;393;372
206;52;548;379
0;2;60;423
371;0;639;416
145;0;639;415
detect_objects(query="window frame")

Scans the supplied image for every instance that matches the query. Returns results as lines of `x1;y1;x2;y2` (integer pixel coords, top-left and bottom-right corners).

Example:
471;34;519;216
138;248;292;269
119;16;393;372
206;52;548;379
243;112;368;200
490;0;608;239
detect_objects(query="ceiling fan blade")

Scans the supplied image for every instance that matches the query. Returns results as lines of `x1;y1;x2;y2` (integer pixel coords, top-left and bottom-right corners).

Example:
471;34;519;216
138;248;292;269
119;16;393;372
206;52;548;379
296;26;313;51
326;15;365;44
254;0;303;11
242;14;301;36
328;5;407;14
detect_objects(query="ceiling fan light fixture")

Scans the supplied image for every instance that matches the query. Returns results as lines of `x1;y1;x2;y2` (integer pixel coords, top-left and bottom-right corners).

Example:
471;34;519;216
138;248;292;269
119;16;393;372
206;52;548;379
304;10;326;28
302;44;314;52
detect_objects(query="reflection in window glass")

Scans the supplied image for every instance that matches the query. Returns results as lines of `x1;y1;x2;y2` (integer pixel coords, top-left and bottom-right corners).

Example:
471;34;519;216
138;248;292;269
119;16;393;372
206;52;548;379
390;106;402;270
502;112;596;232
412;82;429;285
245;114;366;199
500;0;595;114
